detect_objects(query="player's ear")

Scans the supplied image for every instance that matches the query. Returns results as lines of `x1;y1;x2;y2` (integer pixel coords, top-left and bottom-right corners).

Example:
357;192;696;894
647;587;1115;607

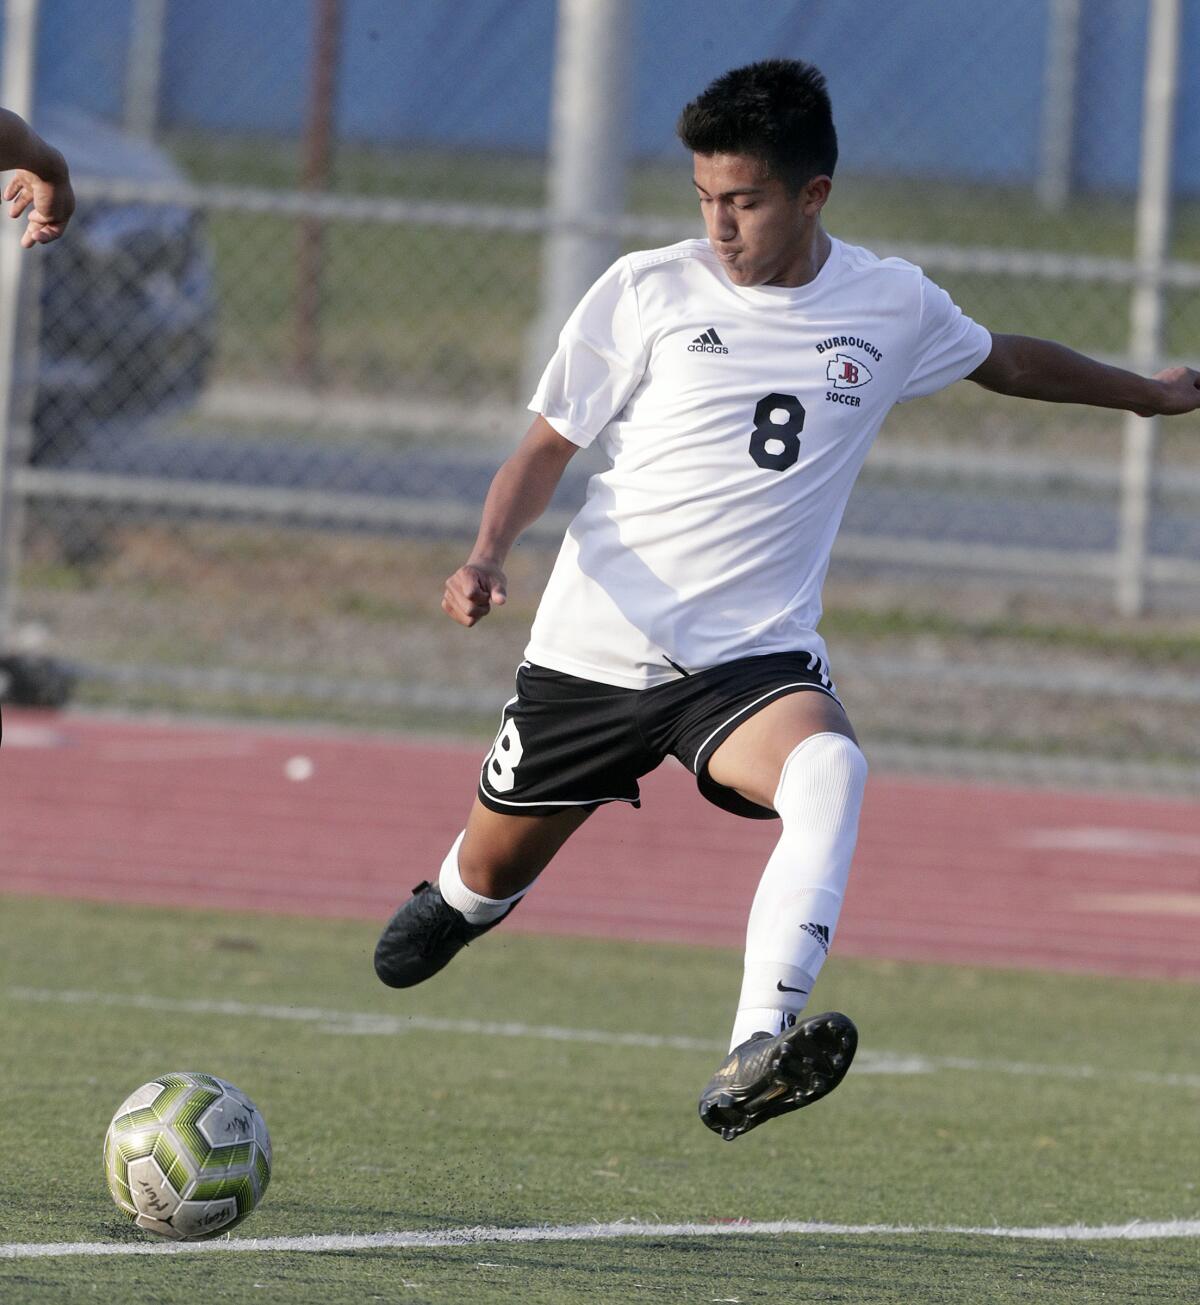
800;175;832;216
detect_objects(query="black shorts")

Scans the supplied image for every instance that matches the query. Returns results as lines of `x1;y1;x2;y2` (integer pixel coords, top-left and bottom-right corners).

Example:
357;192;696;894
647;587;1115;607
477;652;841;821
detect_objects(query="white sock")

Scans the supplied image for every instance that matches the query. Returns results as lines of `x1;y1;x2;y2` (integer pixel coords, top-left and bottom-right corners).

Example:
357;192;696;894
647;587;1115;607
728;733;868;1051
437;831;530;925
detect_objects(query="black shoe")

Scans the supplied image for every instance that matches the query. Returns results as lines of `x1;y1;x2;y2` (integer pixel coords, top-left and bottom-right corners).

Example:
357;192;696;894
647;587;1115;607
373;880;519;988
698;1012;857;1141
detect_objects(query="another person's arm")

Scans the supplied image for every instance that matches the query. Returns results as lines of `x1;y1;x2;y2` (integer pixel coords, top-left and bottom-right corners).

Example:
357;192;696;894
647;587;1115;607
441;416;579;627
0;107;74;247
969;333;1200;418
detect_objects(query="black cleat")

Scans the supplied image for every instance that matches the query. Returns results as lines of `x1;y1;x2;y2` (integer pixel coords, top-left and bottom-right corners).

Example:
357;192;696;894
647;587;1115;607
698;1012;857;1141
373;880;519;988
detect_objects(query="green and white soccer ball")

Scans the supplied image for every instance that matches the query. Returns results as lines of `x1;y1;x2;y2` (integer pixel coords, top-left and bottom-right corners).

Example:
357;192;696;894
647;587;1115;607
103;1071;272;1240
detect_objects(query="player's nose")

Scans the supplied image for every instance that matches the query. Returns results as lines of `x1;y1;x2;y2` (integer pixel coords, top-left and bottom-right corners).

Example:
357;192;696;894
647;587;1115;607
706;203;737;243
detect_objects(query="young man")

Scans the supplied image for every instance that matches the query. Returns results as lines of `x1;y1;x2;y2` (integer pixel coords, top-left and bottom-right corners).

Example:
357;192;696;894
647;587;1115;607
375;61;1200;1140
0;107;73;247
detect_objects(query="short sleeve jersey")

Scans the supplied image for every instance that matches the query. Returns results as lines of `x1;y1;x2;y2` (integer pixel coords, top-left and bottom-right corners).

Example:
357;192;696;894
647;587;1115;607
526;237;991;689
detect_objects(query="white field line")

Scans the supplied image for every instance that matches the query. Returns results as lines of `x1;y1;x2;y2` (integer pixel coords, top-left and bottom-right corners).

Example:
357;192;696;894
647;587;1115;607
3;1219;1200;1259
8;987;1200;1090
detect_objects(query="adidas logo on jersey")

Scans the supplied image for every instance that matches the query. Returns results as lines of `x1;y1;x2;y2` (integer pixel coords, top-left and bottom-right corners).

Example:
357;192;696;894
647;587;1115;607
688;327;729;354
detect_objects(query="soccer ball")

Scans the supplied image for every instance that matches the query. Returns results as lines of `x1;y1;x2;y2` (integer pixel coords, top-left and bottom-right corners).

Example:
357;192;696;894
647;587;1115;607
103;1071;272;1240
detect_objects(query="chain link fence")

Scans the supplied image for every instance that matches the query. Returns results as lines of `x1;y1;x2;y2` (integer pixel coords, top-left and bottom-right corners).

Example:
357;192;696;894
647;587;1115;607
1;0;1197;789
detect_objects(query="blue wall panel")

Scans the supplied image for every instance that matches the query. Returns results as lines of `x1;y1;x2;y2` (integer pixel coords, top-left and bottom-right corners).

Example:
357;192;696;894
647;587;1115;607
333;0;555;149
1073;0;1148;190
159;0;313;135
35;0;131;120
12;0;1200;194
1174;0;1200;193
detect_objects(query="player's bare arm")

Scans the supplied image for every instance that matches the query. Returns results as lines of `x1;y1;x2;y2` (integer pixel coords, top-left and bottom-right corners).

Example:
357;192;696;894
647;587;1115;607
442;415;579;627
969;332;1200;418
0;106;74;247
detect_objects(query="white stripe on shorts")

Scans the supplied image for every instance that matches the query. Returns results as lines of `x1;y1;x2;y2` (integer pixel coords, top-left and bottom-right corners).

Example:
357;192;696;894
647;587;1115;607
691;681;841;774
477;791;640;810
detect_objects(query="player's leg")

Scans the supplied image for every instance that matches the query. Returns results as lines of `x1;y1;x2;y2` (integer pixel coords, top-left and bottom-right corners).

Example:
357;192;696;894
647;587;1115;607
700;689;867;1138
707;689;864;1038
449;797;593;910
374;799;590;989
376;661;648;990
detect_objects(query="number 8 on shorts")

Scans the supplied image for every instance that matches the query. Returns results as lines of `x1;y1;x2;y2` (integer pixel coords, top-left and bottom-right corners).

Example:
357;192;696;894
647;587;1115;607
485;718;524;792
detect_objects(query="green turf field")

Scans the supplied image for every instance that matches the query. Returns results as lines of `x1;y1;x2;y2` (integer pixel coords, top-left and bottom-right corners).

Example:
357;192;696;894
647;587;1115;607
2;896;1197;1302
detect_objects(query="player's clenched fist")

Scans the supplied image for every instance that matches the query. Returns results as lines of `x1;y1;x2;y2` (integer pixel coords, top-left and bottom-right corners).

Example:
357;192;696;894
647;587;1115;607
442;560;508;627
1145;366;1200;417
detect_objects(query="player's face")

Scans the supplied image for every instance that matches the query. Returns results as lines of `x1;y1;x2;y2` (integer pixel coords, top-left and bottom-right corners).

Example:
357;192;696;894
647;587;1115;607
692;153;830;288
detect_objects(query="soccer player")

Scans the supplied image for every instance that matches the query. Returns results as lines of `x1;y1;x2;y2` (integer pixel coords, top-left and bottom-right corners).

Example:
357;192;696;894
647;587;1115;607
375;61;1200;1139
1;107;73;247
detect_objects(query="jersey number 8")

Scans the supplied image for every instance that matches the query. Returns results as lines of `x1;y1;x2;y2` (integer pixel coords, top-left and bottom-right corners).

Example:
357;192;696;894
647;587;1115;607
749;392;805;471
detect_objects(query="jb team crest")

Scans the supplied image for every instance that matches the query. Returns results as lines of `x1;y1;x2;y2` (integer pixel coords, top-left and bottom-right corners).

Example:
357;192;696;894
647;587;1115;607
815;334;880;407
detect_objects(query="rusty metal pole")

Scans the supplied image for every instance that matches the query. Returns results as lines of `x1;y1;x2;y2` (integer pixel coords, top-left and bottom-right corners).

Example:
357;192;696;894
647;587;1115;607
293;0;341;385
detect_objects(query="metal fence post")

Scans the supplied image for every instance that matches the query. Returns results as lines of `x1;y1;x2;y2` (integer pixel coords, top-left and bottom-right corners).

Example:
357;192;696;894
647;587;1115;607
1036;0;1082;212
0;0;41;655
1115;0;1181;618
527;0;633;397
123;0;167;139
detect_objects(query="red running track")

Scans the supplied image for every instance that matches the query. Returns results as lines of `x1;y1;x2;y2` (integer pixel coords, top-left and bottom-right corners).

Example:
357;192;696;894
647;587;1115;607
2;708;1198;981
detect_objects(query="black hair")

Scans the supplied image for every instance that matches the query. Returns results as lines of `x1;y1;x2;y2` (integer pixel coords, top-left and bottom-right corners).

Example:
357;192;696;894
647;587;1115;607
676;59;838;191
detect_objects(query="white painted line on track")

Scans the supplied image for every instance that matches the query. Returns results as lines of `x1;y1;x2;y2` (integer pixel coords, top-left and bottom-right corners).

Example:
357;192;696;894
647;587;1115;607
1072;891;1200;917
1017;826;1200;858
0;721;69;749
3;1218;1200;1259
8;986;1200;1089
96;736;259;763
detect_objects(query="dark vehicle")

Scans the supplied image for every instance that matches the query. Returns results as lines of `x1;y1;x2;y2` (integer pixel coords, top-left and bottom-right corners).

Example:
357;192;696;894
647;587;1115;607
29;108;215;463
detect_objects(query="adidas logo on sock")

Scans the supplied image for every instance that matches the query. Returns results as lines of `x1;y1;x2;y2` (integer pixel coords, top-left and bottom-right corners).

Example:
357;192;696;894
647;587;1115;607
800;921;831;954
688;327;729;354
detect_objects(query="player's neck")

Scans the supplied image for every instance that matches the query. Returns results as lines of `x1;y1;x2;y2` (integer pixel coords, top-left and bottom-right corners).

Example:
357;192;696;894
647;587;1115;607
765;225;832;289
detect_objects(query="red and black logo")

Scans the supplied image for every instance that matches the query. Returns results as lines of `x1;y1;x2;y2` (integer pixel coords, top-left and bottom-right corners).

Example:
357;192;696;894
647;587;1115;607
825;353;873;389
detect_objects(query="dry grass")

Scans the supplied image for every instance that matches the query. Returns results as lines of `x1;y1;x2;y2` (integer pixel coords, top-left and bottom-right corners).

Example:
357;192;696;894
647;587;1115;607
14;516;1199;768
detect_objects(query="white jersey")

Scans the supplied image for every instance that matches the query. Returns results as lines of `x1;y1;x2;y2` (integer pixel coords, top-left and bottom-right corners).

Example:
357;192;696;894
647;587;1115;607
525;237;991;689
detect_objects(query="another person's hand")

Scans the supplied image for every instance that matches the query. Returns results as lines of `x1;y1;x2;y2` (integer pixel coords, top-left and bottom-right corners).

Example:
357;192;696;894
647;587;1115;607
5;165;74;247
442;560;508;627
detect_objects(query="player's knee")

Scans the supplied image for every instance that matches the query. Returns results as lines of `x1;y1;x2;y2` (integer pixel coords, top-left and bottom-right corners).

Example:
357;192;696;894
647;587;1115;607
776;732;868;817
829;732;868;787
